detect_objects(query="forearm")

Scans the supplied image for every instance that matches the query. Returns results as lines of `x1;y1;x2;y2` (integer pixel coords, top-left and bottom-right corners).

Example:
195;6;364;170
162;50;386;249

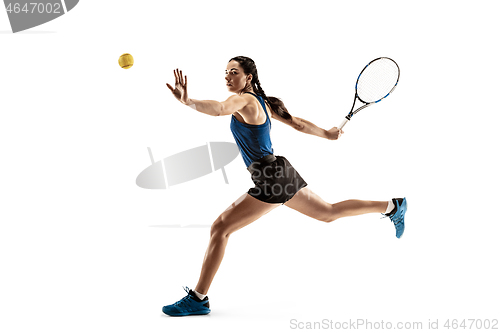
295;117;329;139
185;99;223;117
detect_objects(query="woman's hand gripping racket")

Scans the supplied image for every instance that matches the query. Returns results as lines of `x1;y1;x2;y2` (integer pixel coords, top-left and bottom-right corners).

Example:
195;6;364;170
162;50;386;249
338;57;400;130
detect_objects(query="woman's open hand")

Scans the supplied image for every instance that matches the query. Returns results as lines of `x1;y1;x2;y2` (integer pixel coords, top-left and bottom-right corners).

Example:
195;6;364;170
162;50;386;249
166;69;190;105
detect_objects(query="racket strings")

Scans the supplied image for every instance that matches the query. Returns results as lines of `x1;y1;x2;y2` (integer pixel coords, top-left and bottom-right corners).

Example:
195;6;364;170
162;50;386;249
356;58;399;103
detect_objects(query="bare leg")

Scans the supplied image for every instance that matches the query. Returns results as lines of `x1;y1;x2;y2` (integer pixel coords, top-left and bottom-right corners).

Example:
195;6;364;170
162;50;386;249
284;187;388;222
194;193;280;295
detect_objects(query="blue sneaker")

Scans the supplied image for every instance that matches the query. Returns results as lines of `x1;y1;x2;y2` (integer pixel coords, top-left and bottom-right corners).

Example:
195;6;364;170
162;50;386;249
384;198;407;238
162;286;211;316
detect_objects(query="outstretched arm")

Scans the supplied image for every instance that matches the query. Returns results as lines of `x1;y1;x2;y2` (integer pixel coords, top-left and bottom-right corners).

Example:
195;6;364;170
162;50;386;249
270;108;343;140
185;95;248;117
166;69;247;116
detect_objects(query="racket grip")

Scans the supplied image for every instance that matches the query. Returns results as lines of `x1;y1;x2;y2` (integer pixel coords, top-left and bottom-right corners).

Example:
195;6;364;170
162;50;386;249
339;117;349;130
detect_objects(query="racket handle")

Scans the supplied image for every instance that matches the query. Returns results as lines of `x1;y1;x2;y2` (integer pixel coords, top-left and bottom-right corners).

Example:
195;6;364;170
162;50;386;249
339;117;349;130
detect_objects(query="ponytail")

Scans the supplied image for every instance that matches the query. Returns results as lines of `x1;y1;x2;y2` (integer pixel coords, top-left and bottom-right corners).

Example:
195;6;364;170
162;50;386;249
254;80;292;120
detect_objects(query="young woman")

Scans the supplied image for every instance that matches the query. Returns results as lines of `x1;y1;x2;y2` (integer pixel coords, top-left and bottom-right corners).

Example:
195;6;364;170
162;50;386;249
162;56;407;316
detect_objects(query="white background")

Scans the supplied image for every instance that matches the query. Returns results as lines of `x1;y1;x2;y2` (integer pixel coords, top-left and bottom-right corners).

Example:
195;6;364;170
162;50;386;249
1;0;499;332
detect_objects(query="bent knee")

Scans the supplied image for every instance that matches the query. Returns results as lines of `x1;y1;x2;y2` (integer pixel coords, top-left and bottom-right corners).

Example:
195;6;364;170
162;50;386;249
319;209;339;223
210;217;230;238
322;204;342;222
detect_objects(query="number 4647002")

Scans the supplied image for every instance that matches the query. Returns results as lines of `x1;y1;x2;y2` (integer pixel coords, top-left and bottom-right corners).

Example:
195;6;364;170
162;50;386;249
444;319;498;330
5;2;62;14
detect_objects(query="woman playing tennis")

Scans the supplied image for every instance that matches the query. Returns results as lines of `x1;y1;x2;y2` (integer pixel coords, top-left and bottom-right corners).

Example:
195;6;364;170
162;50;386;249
162;56;407;316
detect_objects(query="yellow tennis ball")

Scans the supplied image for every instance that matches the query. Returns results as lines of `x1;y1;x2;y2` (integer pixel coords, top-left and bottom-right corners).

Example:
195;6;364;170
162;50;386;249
119;53;134;69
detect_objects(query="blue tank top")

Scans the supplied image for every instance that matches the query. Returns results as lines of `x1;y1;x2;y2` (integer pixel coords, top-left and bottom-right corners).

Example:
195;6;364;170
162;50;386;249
230;92;274;167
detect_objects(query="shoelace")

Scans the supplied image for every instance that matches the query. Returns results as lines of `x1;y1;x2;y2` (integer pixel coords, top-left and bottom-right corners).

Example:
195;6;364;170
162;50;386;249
172;286;193;308
381;212;402;226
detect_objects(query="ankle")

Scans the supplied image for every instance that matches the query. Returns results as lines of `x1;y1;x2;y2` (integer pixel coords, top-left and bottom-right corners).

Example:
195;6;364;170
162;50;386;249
384;200;395;215
192;289;207;300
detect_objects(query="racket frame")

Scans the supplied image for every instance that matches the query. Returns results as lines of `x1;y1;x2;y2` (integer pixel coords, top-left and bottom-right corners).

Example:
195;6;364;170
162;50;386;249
339;57;400;130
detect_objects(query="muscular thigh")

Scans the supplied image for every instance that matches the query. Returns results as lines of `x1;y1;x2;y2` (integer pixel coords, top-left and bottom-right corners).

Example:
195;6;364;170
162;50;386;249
284;187;333;222
213;193;280;236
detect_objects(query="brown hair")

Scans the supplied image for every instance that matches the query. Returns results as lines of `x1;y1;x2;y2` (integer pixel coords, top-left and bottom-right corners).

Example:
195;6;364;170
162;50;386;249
229;56;292;120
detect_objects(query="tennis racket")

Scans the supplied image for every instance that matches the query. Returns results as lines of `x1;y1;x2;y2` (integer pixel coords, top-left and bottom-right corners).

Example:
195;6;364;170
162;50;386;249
338;57;400;130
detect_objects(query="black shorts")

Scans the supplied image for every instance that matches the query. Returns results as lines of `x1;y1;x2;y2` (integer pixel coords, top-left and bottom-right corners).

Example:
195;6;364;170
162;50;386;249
247;154;308;204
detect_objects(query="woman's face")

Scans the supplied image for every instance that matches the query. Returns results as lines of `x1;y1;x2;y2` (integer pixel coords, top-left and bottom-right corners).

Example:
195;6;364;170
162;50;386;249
225;60;252;94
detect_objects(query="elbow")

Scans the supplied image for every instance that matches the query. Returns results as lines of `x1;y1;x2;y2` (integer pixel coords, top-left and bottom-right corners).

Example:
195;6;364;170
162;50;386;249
292;117;304;132
216;103;226;117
